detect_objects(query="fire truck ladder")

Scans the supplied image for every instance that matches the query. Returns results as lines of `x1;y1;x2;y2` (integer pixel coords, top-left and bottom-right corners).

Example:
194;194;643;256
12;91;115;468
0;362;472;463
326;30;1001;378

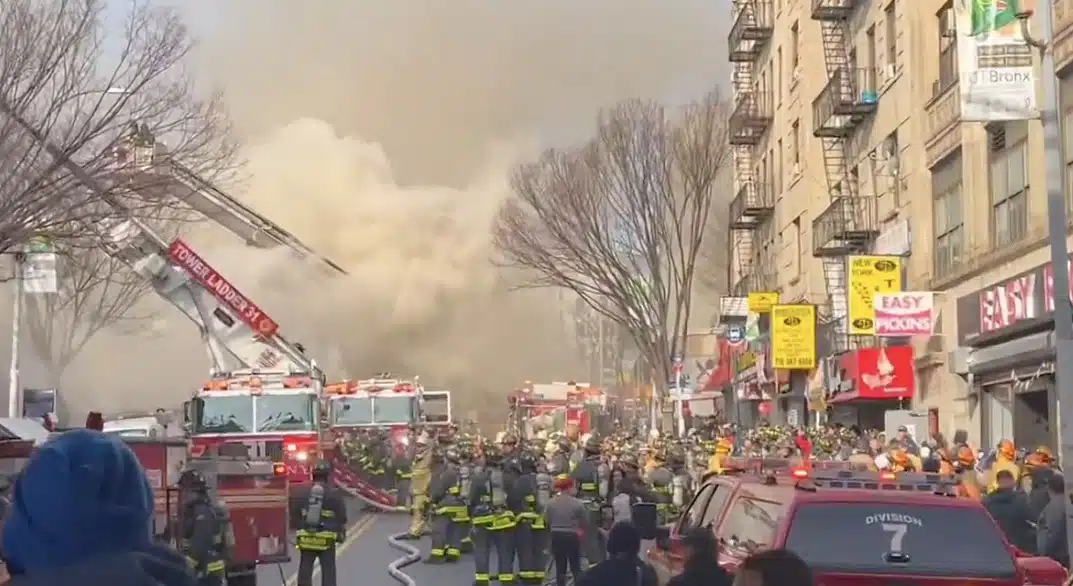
165;160;348;276
3;104;322;379
810;0;878;353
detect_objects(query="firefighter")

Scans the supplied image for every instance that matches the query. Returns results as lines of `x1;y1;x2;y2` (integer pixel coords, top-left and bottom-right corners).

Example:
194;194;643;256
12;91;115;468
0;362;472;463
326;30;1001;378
569;434;609;567
178;469;227;586
668;448;693;514
469;444;504;586
514;449;543;584
494;433;523;584
428;447;466;563
293;461;347;586
457;439;476;553
395;426;416;511
548;438;571;481
406;432;435;539
532;456;552;583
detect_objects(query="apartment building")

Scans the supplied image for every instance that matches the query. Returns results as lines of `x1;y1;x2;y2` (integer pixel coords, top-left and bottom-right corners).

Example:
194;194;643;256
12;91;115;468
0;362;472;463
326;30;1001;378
722;0;1073;449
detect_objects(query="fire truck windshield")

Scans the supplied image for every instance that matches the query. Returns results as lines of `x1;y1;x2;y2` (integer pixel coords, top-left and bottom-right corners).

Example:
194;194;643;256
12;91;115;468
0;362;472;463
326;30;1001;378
374;395;416;424
193;393;317;434
332;397;373;425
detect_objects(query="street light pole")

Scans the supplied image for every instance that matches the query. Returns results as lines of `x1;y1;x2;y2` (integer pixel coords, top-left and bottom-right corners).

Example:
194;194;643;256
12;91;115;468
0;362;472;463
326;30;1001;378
7;253;23;418
1020;0;1073;559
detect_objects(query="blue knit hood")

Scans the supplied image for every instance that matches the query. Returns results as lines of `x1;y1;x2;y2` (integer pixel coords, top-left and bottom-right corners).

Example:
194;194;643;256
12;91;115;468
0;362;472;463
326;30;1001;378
1;429;158;575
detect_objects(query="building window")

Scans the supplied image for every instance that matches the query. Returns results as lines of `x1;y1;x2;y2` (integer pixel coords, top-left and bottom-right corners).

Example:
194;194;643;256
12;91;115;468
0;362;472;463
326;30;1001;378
932;152;964;279
791;119;800;167
792;217;802;277
885;1;897;71
776;47;783;102
1062;75;1073;212
790;22;800;71
776;139;784;194
937;2;957;96
989;123;1029;249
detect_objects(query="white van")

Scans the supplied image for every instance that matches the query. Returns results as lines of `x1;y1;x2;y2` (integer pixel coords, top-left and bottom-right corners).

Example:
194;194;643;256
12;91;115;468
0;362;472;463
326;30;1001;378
103;415;179;440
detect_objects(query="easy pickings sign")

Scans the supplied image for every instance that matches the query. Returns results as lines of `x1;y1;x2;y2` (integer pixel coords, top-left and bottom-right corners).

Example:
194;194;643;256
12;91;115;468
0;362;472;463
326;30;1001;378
873;292;934;337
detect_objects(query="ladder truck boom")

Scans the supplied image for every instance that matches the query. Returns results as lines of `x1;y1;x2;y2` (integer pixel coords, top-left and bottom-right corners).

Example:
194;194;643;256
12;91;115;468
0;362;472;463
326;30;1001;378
2;104;321;379
163;160;347;276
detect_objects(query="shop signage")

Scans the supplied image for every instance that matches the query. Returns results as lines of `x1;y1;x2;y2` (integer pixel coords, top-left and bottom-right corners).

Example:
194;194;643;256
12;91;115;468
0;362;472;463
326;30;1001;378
873;292;935;337
825;346;916;403
770;304;817;369
956;255;1073;345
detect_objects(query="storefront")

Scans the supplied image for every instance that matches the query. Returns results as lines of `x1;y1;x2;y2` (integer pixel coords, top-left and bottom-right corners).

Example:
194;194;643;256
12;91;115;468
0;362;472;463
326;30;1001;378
824;346;916;430
955;258;1066;450
731;343;773;428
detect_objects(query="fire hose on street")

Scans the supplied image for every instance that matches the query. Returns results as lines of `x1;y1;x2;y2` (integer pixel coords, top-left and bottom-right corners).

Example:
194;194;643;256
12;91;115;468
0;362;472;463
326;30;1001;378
388;531;421;586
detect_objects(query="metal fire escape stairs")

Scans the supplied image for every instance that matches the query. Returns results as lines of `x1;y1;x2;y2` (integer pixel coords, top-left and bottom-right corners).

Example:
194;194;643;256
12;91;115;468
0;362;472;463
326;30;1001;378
810;0;878;354
12;115;324;380
728;0;775;297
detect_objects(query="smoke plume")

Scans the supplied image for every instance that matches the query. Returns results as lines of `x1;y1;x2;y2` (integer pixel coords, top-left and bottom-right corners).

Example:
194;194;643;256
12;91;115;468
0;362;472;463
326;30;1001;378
50;0;731;421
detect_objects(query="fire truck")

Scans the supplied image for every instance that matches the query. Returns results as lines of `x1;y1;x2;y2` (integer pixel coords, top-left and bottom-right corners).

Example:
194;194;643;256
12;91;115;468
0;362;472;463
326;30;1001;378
186;368;326;485
324;375;452;451
125;436;288;586
508;381;606;439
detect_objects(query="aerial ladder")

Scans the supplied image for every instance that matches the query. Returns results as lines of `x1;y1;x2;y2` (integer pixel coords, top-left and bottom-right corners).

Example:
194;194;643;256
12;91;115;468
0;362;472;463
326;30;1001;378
115;123;347;276
3;106;323;381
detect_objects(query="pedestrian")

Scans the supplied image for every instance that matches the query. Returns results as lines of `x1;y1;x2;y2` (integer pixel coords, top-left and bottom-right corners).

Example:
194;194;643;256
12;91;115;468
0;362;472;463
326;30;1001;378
666;527;731;586
982;469;1035;553
576;521;657;586
545;477;584;586
1037;473;1069;568
734;549;812;586
0;428;197;586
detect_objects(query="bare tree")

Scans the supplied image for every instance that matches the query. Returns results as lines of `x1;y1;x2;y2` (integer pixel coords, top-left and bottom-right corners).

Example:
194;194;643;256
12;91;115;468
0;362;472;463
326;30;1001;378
494;91;732;419
0;0;235;254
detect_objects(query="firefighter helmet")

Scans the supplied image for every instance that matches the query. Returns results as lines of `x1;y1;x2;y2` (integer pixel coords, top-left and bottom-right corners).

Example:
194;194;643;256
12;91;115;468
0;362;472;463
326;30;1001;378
312;460;332;481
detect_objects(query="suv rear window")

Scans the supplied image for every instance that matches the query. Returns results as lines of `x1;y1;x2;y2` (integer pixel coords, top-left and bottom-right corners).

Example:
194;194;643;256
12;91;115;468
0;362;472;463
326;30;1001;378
784;503;1017;578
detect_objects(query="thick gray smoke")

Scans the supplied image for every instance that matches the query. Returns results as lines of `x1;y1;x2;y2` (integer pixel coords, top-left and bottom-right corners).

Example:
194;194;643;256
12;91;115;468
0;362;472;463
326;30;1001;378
50;0;731;421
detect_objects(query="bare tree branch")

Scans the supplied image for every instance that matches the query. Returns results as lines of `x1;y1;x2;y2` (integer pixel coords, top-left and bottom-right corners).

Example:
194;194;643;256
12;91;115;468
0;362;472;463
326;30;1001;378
494;90;732;418
0;0;236;255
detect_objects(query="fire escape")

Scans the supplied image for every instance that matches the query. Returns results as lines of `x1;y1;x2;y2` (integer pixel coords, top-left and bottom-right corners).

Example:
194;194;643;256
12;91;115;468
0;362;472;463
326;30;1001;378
728;0;774;297
810;0;878;352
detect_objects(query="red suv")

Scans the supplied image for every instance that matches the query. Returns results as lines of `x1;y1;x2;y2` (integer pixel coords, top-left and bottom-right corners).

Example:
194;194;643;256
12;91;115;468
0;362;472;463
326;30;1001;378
642;468;1066;586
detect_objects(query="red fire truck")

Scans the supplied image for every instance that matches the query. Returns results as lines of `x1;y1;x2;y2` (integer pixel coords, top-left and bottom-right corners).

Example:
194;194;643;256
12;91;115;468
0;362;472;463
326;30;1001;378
185;368;325;486
324;376;452;452
508;381;606;439
125;436;289;586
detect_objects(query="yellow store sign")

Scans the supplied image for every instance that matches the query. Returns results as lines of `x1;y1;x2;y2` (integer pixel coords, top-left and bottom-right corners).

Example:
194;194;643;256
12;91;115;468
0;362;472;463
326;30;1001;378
747;292;780;313
848;256;902;335
771;304;817;370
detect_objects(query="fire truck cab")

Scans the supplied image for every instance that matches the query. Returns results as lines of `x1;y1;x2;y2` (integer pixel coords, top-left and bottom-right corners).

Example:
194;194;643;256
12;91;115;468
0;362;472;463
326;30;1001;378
324;375;452;450
509;381;606;439
184;367;325;485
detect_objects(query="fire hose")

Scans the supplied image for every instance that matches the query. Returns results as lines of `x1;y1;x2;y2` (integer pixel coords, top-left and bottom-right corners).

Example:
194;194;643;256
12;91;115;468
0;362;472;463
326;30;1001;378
388;532;421;586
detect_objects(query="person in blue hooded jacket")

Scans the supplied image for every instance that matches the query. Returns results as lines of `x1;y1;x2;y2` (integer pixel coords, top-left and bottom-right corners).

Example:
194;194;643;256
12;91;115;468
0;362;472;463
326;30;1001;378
0;428;199;586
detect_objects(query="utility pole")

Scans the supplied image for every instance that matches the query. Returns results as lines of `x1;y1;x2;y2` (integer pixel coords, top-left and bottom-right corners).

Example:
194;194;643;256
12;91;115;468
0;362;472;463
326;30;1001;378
1019;0;1073;559
8;253;23;418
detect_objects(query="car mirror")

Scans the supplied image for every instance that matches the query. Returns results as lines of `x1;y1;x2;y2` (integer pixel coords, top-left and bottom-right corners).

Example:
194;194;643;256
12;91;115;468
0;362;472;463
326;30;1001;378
631;502;658;539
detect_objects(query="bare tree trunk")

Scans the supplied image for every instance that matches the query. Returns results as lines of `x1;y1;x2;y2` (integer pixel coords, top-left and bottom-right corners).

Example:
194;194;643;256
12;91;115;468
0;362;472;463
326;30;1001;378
494;90;732;432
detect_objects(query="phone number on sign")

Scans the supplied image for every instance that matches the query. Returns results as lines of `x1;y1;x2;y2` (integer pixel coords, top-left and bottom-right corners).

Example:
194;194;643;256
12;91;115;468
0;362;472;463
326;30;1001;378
774;357;813;368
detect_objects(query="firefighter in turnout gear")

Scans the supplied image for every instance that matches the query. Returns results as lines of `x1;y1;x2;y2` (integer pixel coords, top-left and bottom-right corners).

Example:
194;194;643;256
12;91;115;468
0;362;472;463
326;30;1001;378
407;432;435;539
533;459;553;583
668;449;694;515
178;469;228;586
428;447;467;563
395;428;416;511
457;446;476;553
548;438;571;482
514;449;547;585
497;434;524;584
469;436;520;586
569;434;609;567
292;461;348;586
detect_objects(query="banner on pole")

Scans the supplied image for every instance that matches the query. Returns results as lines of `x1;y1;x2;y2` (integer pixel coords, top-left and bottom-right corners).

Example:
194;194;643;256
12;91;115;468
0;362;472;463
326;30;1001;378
956;0;1036;121
20;237;57;294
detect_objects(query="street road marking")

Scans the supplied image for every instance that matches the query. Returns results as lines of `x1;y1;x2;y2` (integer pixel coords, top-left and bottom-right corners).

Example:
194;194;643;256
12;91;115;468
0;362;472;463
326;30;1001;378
284;515;378;586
